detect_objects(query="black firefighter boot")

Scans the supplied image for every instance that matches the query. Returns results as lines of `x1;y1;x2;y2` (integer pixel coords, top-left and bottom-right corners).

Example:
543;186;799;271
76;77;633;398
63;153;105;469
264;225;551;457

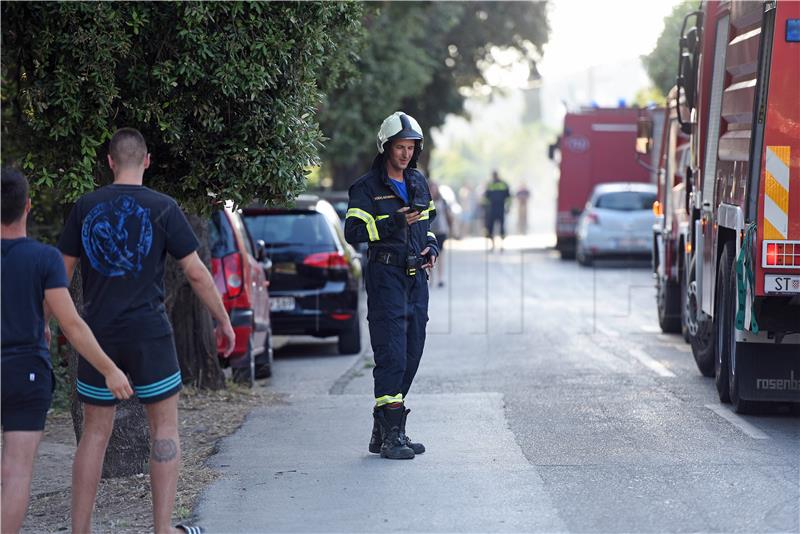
368;408;382;454
401;408;425;454
374;405;415;459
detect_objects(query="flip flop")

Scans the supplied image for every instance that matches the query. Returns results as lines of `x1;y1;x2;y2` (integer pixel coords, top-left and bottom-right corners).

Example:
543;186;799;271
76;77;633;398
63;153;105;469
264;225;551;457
176;524;204;534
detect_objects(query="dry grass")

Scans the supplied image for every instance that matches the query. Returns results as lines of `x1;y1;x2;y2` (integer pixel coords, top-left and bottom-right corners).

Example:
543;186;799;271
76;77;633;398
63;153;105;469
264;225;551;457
24;383;285;533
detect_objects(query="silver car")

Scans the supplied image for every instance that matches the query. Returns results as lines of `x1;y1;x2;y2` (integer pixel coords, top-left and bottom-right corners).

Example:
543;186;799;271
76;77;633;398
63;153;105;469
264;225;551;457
575;182;657;266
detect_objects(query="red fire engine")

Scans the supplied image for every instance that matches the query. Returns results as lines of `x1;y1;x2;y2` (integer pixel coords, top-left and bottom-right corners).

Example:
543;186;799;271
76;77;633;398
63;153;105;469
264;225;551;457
553;107;654;259
646;89;692;336
673;0;799;412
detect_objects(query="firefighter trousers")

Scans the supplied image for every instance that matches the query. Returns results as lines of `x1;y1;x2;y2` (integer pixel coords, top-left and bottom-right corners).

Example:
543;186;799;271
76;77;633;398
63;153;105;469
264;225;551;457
365;261;429;401
485;212;506;238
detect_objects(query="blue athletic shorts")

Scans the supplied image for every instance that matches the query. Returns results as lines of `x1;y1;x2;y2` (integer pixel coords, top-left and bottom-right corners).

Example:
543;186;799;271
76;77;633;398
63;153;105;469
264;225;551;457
77;334;182;406
1;356;54;431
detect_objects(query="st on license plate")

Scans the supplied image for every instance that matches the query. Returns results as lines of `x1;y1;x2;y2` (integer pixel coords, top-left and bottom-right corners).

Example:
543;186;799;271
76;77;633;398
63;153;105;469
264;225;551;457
764;274;800;294
270;297;296;312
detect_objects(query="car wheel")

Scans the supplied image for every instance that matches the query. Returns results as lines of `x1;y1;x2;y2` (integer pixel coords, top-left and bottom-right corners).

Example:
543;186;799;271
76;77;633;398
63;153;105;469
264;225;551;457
232;340;255;388
255;328;273;379
576;243;593;267
338;316;361;355
714;242;733;403
688;258;715;377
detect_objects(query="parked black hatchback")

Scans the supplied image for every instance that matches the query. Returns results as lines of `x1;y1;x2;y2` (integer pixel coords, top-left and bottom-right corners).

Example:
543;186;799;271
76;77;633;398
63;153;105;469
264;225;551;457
242;196;363;354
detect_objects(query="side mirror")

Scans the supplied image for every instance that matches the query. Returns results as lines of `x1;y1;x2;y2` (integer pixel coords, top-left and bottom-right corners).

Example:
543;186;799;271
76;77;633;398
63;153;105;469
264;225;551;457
676;12;703;134
547;136;561;161
260;256;273;281
571;208;582;217
255;239;267;262
636;117;654;154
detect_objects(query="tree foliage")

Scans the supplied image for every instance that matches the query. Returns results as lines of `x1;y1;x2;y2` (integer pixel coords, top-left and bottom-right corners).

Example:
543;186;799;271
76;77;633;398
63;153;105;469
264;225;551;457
2;1;363;214
641;1;698;97
319;1;549;188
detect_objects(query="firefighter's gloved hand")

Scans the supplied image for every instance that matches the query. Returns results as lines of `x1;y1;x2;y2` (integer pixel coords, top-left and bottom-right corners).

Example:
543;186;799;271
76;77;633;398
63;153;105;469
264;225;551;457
421;247;436;269
398;206;422;226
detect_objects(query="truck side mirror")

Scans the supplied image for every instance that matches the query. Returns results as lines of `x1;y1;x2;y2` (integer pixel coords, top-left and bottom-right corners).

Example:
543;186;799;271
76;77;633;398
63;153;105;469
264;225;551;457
636;117;654;154
547;136;561;161
676;12;703;135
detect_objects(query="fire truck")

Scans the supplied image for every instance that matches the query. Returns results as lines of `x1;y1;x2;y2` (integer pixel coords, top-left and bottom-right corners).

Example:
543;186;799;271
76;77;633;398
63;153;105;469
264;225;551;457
553;107;655;259
672;0;800;412
645;89;693;336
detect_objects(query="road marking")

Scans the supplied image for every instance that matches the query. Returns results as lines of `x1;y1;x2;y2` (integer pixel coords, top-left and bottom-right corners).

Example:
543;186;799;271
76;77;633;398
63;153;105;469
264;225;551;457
639;324;662;333
705;404;771;440
628;348;676;377
595;324;620;337
671;343;692;354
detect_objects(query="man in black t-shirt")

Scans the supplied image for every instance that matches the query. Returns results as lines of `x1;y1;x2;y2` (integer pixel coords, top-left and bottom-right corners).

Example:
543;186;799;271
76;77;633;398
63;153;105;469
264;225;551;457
58;128;235;534
1;168;132;534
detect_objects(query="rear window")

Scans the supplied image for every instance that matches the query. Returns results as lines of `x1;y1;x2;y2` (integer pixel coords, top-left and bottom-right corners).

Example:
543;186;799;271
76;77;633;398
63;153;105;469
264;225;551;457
595;191;656;211
208;211;237;258
244;212;336;247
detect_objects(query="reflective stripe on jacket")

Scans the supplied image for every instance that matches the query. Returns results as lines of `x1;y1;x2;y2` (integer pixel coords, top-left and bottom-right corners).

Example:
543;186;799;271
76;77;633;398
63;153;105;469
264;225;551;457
345;167;439;258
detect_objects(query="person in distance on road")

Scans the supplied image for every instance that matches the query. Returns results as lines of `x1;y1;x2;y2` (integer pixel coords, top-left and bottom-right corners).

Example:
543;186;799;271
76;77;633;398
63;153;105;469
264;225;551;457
345;111;439;460
483;170;511;251
1;168;133;534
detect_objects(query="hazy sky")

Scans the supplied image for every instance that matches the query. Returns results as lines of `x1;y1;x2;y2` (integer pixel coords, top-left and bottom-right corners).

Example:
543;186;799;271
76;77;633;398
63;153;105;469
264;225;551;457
539;0;684;80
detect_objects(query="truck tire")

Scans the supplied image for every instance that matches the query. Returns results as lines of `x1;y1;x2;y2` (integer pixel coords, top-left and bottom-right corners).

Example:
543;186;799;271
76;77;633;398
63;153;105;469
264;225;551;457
657;276;681;333
679;250;690;343
688;260;715;377
720;255;760;414
338;316;361;355
714;242;733;403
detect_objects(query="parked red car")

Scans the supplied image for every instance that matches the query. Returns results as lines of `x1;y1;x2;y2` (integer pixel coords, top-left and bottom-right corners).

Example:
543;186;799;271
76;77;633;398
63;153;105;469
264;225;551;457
208;207;272;385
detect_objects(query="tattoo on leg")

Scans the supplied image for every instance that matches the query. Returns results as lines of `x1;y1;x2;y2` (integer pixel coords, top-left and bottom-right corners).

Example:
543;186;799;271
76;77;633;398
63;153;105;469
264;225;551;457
151;438;177;463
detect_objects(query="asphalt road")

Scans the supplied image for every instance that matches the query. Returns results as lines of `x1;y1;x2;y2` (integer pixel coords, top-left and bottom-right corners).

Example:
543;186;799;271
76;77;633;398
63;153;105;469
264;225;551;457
196;238;799;533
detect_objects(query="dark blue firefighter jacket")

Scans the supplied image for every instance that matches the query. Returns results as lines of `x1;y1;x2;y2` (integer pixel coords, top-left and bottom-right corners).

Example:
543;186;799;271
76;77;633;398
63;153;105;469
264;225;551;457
345;166;439;259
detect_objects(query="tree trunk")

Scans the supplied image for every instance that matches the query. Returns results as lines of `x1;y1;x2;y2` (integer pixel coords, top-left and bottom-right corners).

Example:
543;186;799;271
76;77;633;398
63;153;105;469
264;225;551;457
69;266;150;478
164;213;225;390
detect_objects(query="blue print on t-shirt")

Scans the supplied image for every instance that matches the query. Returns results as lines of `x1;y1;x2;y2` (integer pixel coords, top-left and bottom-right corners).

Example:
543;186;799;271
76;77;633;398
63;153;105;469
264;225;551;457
81;195;153;277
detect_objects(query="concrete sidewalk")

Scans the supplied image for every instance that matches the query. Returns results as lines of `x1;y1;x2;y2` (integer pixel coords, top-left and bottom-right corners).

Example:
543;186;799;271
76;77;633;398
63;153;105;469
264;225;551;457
195;393;565;533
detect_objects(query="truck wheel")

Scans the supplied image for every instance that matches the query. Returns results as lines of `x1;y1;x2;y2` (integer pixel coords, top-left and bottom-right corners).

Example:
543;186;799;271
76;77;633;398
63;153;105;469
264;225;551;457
657;276;681;333
721;260;760;414
714;242;733;403
688;260;715;377
255;329;273;379
338;316;361;355
679;251;690;343
728;342;760;414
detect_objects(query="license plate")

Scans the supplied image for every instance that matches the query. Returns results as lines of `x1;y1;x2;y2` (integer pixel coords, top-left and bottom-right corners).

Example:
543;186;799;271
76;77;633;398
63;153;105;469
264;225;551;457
270;297;296;312
764;274;800;294
616;238;646;249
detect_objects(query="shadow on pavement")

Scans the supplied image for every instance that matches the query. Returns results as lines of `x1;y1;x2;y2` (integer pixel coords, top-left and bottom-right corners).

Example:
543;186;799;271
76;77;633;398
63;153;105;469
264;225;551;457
274;337;344;359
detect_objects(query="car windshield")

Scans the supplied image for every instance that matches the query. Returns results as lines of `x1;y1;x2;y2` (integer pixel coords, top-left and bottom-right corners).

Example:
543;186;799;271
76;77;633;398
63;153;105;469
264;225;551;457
595;191;656;211
244;212;336;247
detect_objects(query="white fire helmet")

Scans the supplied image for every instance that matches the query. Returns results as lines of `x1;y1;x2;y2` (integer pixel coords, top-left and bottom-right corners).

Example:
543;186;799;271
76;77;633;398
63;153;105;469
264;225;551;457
376;112;424;154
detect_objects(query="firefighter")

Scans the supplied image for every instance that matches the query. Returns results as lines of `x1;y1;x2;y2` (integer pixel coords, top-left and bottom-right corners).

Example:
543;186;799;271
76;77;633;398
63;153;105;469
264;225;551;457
344;112;438;460
484;170;511;250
